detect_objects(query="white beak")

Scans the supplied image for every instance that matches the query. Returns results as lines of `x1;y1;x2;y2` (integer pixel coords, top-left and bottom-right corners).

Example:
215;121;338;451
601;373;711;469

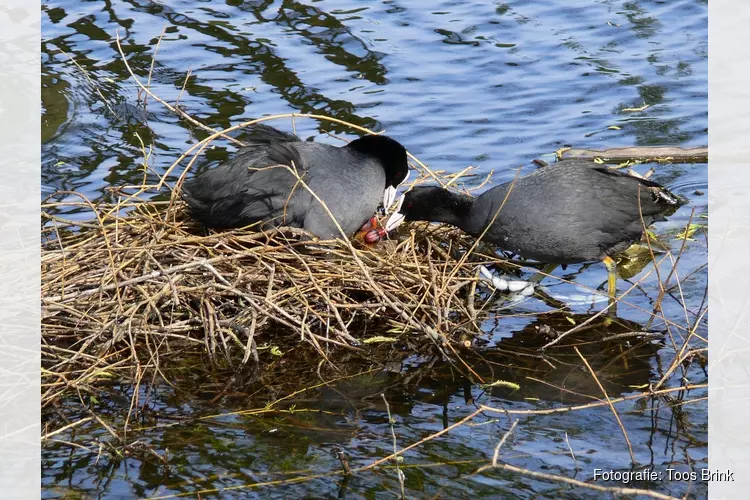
383;185;398;211
382;170;411;210
384;194;406;231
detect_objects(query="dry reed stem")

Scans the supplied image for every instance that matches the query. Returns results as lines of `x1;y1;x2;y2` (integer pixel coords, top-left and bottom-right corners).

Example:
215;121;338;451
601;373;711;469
465;418;678;499
473;461;680;500
357;408;484;471
480;383;706;416
574;346;636;464
381;394;406;499
491;419;518;466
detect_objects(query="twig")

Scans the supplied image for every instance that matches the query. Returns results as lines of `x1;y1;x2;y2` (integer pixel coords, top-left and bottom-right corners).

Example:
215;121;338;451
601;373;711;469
558;146;707;163
41;417;94;441
574;347;636;464
474;461;679;500
382;394;406;499
480;384;706;415
491;420;518;467
357;408;483;471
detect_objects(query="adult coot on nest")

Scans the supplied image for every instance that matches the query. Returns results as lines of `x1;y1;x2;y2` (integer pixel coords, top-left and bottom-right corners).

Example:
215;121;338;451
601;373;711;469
182;124;410;240
386;160;684;301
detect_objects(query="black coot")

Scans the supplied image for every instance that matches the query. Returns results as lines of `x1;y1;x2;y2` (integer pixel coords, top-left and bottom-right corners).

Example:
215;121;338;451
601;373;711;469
182;124;410;240
386;160;684;299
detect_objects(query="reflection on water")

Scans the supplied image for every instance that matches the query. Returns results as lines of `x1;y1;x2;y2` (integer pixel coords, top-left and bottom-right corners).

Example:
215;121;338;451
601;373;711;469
42;311;706;498
41;0;707;497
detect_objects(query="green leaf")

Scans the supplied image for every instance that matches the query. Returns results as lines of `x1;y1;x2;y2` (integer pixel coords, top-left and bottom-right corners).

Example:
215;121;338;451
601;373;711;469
675;223;706;241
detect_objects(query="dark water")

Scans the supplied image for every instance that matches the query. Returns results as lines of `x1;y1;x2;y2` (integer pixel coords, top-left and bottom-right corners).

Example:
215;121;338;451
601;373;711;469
42;0;707;498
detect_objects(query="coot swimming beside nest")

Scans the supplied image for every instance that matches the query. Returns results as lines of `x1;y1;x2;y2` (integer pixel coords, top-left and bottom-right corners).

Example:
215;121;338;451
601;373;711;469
182;124;410;240
386;159;684;302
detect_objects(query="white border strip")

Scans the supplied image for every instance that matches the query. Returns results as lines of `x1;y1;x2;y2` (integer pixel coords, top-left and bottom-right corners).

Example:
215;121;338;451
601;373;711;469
0;1;41;498
708;1;750;497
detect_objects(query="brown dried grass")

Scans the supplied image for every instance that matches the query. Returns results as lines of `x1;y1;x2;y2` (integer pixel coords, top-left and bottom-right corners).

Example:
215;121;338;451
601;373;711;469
40;117;510;408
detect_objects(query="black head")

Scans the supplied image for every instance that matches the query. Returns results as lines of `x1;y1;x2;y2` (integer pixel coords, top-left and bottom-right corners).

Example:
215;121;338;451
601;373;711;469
347;134;409;188
399;186;474;226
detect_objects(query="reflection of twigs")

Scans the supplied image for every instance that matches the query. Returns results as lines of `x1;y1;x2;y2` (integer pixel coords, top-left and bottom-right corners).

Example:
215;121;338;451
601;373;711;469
574;346;635;464
444;342;485;384
480;383;706;416
336;449;352;476
357;408;483;471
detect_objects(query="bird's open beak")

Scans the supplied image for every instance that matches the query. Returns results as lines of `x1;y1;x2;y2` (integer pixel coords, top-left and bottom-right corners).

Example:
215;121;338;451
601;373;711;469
382;170;411;210
384;195;406;232
383;186;398;212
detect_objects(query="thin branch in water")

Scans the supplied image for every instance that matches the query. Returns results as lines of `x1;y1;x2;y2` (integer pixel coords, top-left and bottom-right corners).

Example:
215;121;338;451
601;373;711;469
491;419;518;467
574;346;636;464
382;394;406;499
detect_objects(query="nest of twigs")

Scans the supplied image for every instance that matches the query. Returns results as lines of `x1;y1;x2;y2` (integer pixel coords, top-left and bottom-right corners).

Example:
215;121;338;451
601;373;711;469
41;159;514;407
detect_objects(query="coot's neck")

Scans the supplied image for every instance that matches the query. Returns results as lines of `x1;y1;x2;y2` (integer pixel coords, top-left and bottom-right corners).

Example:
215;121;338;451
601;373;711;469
423;190;476;231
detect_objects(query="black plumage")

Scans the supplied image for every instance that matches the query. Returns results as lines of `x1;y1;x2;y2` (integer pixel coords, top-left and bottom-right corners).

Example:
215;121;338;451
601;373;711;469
182;125;409;239
389;160;684;299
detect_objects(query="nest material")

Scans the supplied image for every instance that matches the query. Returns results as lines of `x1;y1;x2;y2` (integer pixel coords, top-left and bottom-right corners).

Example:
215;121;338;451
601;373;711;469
41;179;508;406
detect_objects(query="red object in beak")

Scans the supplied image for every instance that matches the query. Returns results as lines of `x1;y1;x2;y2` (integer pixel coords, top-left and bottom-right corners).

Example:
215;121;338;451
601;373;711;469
359;216;378;233
364;228;387;244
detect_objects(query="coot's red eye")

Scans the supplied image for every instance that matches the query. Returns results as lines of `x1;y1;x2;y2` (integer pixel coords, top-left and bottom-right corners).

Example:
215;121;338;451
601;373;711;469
406;202;412;209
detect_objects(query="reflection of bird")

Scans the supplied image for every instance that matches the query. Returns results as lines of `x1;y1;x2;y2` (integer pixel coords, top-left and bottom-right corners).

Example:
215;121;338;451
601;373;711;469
387;160;684;303
494;311;662;402
377;312;662;408
182;125;410;240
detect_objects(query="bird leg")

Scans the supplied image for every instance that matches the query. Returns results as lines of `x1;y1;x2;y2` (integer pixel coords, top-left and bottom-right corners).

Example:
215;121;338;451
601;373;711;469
602;255;618;315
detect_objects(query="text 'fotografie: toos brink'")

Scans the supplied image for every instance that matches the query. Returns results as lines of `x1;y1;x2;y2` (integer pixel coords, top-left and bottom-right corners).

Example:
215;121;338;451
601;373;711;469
593;468;734;483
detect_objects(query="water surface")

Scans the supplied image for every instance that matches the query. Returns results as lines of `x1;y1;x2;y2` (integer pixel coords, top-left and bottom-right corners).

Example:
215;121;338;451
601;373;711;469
41;0;707;497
